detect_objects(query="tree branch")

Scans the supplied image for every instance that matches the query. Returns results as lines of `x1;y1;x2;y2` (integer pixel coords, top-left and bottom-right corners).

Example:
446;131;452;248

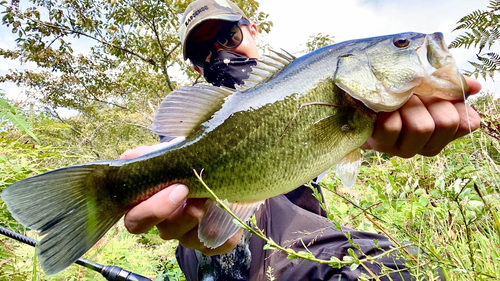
30;19;157;66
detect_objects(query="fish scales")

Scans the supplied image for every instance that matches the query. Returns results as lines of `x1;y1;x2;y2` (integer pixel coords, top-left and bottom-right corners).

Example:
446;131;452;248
112;41;379;204
1;32;469;274
113;78;375;204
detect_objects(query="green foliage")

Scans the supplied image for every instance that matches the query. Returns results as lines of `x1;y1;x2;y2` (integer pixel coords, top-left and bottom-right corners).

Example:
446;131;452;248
305;33;335;52
0;0;272;120
0;224;183;281
0;236;17;279
2;91;498;280
449;0;500;79
320;95;500;280
0;115;183;280
0;93;39;144
0;114;91;279
0;117;94;227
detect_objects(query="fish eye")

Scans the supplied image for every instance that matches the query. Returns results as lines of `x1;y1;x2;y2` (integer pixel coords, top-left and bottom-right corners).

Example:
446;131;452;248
393;37;410;48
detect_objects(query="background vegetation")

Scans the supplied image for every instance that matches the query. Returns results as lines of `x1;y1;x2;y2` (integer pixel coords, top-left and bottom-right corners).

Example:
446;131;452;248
0;0;499;280
322;93;500;280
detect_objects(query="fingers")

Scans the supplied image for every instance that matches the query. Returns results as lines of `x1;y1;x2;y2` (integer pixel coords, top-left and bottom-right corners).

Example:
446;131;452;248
178;226;244;256
120;142;171;159
417;97;480;156
417;96;460;156
124;184;190;234
155;198;207;240
120;137;185;159
154;198;242;256
464;77;482;95
124;189;243;256
362;110;402;152
452;102;481;140
365;95;436;158
396;95;436;158
120;137;243;255
363;77;482;158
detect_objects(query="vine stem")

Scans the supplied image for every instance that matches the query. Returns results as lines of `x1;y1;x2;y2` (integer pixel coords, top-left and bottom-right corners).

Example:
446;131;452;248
193;169;412;276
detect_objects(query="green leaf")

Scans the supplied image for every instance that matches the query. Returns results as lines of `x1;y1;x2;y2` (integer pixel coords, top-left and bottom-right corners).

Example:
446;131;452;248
263;243;277;251
329;256;341;263
347;248;358;260
419;195;429;207
295;251;314;259
349;263;360;271
342;255;355;262
0;96;40;144
450;1;500;80
232;218;245;228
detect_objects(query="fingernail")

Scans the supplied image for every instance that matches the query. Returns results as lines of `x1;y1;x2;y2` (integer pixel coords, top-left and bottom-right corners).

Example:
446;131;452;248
169;184;189;205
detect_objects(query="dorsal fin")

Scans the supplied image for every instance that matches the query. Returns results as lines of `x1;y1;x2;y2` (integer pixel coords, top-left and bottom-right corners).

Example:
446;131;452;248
151;49;295;137
235;49;296;92
151;84;235;137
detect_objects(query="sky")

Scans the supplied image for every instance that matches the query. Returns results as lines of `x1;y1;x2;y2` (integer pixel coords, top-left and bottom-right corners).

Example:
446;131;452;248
0;0;498;101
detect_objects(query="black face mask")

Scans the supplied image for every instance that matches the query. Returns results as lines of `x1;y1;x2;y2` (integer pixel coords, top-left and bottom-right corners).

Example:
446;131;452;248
203;50;258;89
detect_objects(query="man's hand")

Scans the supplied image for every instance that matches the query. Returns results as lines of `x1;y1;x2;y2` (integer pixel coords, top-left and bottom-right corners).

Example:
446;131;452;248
120;141;242;256
362;77;481;158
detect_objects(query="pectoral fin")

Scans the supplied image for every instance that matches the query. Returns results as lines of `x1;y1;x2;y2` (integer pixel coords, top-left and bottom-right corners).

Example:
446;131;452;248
199;200;263;248
333;148;362;188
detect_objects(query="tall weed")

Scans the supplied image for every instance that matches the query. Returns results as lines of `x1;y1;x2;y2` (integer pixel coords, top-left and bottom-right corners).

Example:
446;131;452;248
0;112;183;280
321;94;500;280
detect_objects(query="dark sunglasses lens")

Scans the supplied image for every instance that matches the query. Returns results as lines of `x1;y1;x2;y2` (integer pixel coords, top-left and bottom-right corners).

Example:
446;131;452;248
188;21;246;67
216;24;243;49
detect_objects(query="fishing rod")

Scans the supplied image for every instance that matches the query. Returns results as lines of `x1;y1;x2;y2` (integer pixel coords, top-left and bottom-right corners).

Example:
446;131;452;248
0;226;156;281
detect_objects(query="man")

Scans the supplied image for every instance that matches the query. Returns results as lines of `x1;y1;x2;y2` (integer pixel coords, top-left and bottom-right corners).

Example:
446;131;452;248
122;0;481;279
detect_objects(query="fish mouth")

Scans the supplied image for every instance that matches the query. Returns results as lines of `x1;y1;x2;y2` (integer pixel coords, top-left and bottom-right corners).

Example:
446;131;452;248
415;33;470;99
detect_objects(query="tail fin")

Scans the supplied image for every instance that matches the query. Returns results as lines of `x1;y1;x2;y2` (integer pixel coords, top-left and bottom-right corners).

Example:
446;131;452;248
1;162;124;275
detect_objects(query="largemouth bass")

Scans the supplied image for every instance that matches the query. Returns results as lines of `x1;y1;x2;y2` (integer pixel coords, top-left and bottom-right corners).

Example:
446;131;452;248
1;32;468;275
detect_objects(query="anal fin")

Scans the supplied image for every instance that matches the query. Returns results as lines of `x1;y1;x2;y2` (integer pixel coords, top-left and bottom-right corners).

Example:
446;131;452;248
198;200;263;249
333;148;363;188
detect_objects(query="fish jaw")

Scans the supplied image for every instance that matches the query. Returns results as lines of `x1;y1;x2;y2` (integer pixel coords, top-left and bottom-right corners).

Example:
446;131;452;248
334;32;469;113
412;32;470;100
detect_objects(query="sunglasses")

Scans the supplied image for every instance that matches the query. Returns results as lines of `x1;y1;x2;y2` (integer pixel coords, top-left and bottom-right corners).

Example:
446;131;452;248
188;19;250;68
